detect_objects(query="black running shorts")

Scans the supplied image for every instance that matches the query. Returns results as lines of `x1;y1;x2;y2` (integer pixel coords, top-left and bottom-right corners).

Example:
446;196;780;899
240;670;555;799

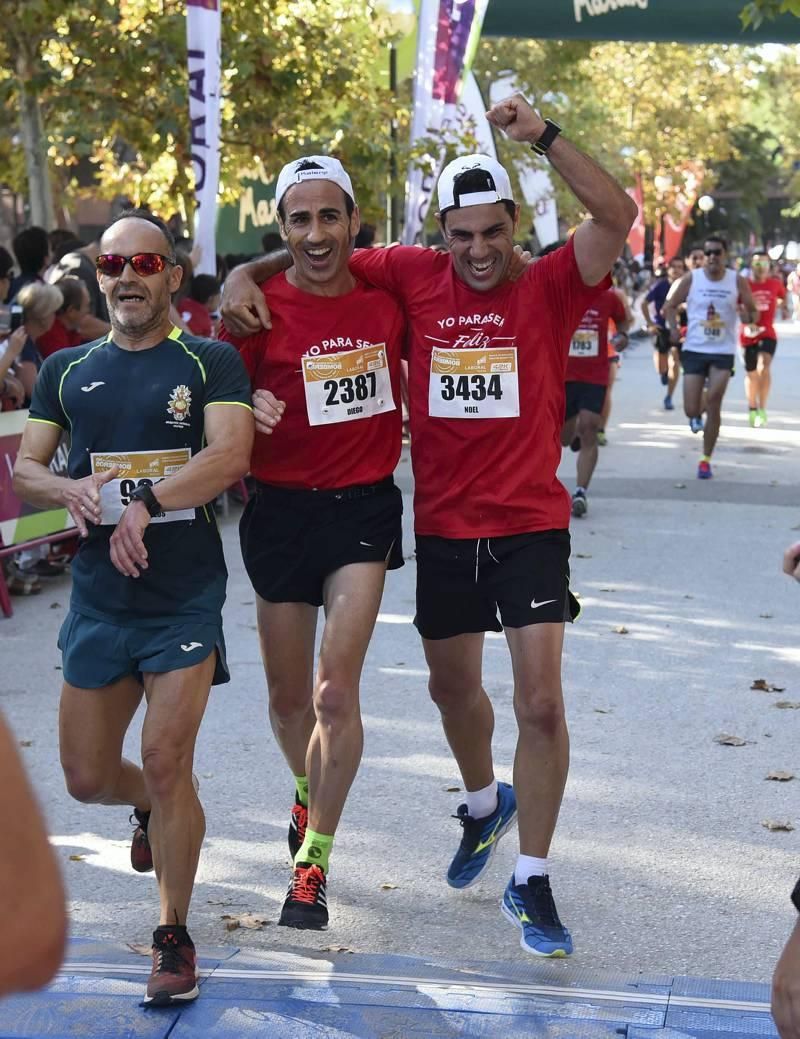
681;350;735;377
743;338;777;372
240;478;403;606
565;381;606;420
654;327;672;354
414;530;579;641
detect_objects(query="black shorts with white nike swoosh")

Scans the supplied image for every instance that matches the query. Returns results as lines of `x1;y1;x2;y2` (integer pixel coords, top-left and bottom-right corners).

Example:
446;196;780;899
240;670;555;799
58;611;229;688
240;479;403;607
414;530;578;641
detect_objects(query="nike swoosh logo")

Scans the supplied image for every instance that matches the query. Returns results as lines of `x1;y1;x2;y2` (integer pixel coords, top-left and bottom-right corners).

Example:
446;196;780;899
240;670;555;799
81;381;105;392
530;598;557;610
180;642;203;652
359;541;374;547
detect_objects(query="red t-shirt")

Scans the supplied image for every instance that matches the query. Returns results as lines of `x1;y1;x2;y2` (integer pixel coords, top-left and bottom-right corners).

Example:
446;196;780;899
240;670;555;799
740;277;785;345
219;274;405;489
37;316;82;359
179;298;213;338
565;289;626;387
350;239;609;538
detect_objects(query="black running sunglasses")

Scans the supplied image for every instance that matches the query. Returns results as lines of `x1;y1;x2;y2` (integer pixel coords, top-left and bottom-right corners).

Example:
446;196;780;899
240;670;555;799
95;253;176;277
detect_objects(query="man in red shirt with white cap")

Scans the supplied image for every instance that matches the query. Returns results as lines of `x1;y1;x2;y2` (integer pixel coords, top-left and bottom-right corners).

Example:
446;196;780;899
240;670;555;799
222;94;635;958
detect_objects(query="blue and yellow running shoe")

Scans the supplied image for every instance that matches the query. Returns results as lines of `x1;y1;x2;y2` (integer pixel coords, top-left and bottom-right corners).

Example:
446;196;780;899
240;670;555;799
501;873;573;957
446;782;517;889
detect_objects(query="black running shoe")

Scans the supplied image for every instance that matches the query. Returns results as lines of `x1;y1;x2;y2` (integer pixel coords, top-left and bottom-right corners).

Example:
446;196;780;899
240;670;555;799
288;796;308;860
278;863;329;930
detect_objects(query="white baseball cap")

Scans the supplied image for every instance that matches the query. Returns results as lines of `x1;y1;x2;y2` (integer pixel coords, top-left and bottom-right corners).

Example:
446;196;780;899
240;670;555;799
437;154;515;213
275;156;356;211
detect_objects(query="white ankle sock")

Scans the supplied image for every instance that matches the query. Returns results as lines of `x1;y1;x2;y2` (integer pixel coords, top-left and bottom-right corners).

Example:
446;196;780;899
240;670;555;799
465;781;498;820
514;855;548;887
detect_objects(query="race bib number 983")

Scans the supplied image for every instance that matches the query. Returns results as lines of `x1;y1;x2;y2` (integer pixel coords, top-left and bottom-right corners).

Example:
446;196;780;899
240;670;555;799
91;448;193;525
302;344;395;426
429;347;519;419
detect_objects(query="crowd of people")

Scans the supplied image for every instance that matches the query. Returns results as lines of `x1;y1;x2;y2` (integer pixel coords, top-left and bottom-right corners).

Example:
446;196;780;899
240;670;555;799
1;91;799;1037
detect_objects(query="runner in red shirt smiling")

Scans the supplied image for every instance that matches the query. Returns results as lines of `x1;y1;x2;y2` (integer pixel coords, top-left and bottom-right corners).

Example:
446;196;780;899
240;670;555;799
222;94;636;958
220;157;406;932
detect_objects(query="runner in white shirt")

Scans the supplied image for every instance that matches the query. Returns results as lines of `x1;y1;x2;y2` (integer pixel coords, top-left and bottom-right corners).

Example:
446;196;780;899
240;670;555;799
663;236;755;480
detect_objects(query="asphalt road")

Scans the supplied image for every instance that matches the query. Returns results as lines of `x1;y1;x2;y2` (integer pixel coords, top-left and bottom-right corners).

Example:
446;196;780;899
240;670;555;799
3;322;799;984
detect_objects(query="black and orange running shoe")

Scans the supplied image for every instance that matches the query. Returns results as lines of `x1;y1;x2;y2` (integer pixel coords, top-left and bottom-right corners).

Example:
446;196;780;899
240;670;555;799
278;863;328;930
288;796;308;860
130;808;153;873
144;927;199;1005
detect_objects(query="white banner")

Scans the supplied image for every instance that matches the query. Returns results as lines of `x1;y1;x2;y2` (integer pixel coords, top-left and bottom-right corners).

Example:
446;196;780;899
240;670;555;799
186;1;221;275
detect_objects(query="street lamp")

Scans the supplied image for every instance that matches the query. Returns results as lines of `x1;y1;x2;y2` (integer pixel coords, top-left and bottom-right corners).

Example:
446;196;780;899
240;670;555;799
697;195;715;213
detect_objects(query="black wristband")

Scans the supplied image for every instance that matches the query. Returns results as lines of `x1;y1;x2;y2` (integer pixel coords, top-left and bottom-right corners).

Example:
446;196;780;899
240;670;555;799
129;483;164;518
531;118;562;156
792;877;800;914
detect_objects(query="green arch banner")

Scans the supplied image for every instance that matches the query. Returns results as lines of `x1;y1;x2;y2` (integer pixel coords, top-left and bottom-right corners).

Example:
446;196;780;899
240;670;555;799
482;0;800;43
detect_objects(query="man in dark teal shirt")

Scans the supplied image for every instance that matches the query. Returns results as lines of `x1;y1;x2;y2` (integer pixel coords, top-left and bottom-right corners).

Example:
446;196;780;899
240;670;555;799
13;210;253;1007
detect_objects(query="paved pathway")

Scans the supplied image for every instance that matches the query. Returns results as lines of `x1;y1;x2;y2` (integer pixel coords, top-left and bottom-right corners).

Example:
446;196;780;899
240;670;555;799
3;323;800;1036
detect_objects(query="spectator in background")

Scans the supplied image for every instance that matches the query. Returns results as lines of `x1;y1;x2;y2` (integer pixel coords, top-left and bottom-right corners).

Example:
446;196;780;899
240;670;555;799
0;327;27;410
37;277;91;359
47;229;80;267
773;542;800;1039
9;226;50;301
0;245;14;303
169;247;193;331
179;274;221;338
787;262;800;322
261;231;282;254
48;234;110;331
354;223;377;249
0;710;66;997
15;282;63;406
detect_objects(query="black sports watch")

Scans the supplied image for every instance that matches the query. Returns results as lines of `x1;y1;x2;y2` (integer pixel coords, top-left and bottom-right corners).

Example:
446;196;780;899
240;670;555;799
531;118;562;156
792;877;800;914
129;483;164;518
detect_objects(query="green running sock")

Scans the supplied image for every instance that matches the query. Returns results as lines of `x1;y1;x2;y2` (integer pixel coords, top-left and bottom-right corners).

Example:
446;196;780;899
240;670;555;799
293;775;309;807
296;828;334;872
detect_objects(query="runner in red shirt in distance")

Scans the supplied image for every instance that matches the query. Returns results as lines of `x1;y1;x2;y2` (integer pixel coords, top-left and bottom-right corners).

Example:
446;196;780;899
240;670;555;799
740;251;788;427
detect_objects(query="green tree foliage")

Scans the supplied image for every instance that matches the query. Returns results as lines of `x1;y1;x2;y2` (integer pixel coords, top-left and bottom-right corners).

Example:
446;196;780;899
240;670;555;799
473;38;766;230
741;0;800;29
0;0;405;227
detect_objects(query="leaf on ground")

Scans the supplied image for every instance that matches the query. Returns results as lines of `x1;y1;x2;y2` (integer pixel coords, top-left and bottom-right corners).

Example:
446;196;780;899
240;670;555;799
684;594;694;599
49;602;61;609
575;553;592;559
594;707;612;714
321;945;355;954
18;740;33;747
394;661;406;666
381;883;399;890
674;482;687;489
713;733;748;747
600;587;615;593
207;899;246;907
762;819;795;832
773;701;800;710
444;786;461;792
614;625;629;635
68;854;86;861
766;771;795;782
221;913;270;931
126;943;151;956
751;679;785;692
759;613;774;619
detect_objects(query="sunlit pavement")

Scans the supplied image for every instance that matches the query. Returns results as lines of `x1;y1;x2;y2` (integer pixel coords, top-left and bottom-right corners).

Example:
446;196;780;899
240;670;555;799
4;325;800;1036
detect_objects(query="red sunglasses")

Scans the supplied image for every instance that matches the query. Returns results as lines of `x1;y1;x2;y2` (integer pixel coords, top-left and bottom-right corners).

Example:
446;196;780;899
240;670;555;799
95;252;176;277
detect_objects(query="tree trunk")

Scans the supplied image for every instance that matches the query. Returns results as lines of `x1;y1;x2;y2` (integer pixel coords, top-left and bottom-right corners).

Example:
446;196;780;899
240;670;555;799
15;40;55;230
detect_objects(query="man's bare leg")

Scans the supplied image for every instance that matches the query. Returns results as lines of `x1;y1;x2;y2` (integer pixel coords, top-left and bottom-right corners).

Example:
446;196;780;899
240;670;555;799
702;366;732;458
141;653;215;926
257;598;318;777
59;677;148;809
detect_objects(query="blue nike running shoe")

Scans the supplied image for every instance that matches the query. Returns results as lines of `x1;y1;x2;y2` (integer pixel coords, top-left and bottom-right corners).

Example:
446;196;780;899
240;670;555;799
446;782;517;889
501;873;573;957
